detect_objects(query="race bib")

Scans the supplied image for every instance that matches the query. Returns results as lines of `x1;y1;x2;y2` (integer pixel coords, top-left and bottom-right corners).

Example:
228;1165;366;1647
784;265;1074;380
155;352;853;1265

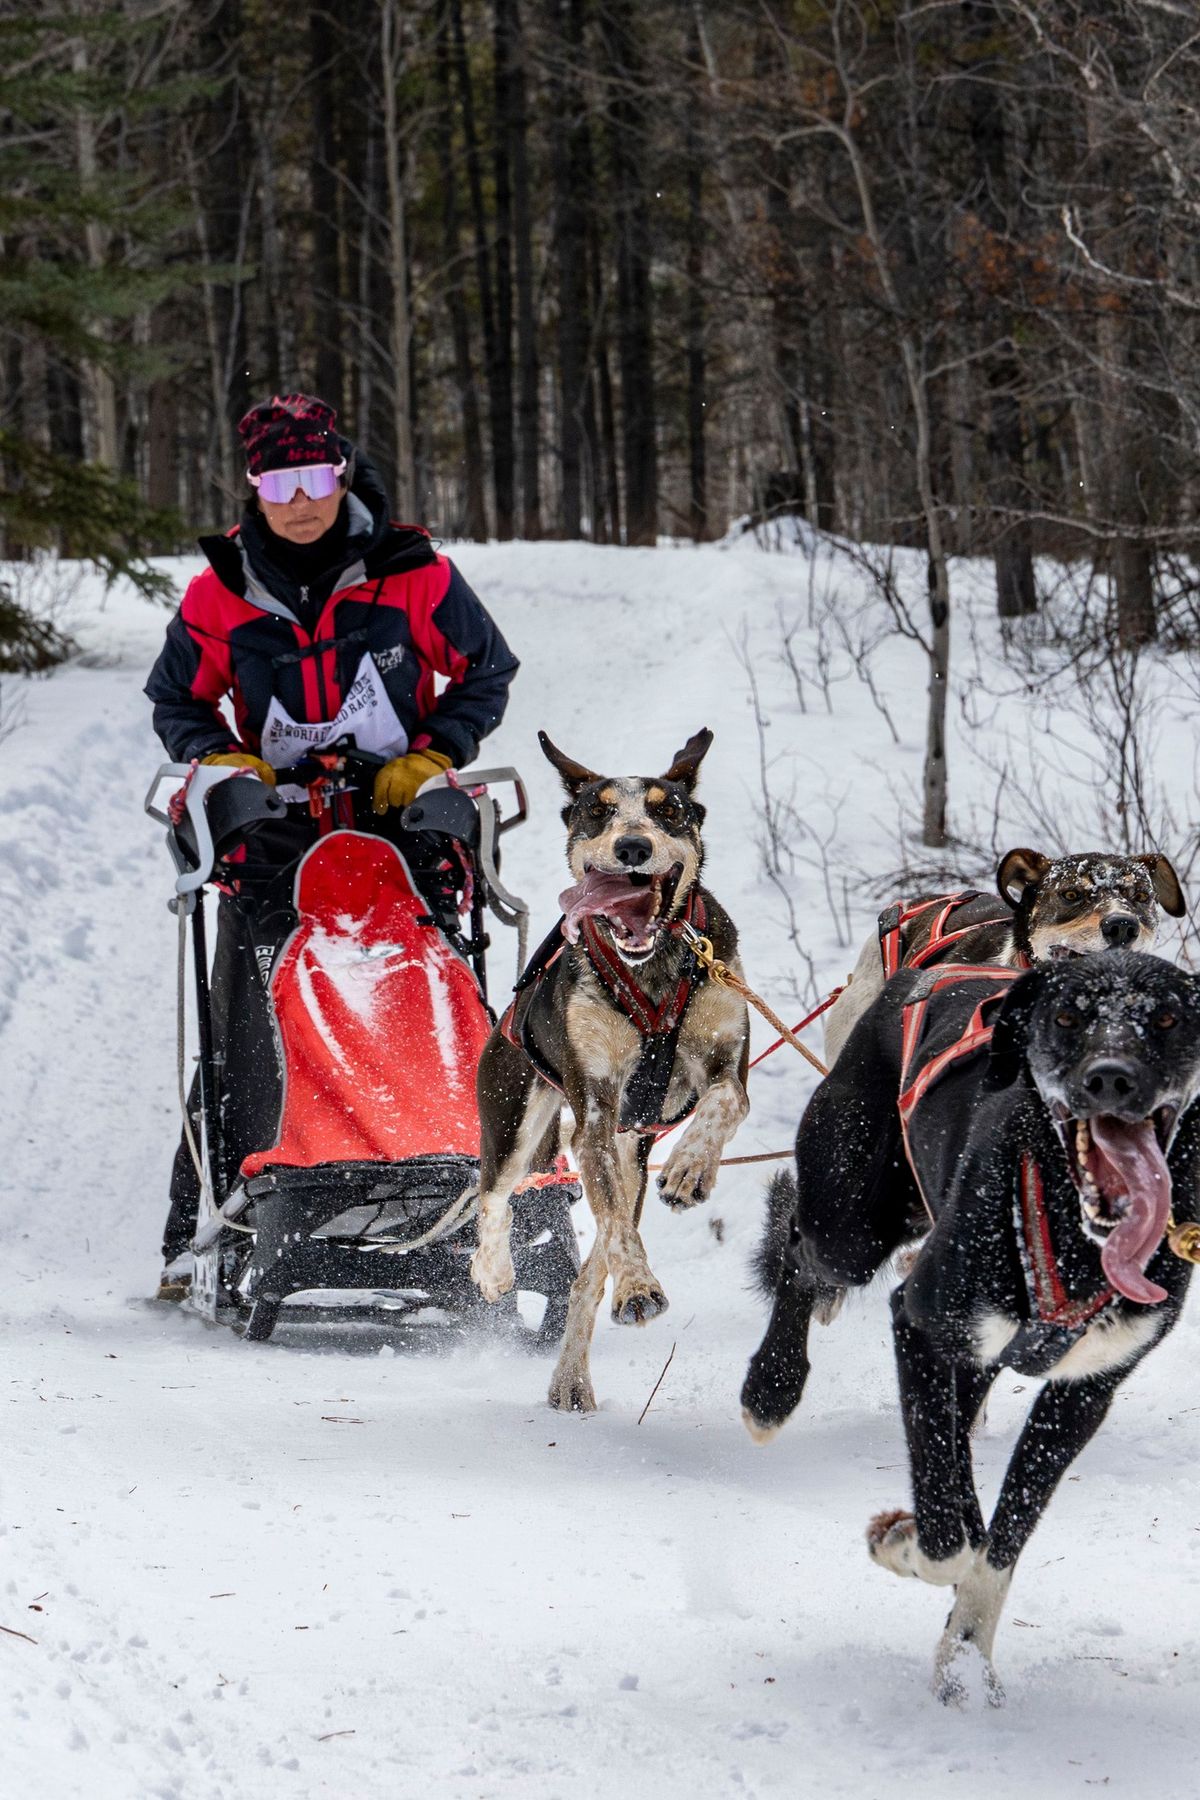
260;652;410;771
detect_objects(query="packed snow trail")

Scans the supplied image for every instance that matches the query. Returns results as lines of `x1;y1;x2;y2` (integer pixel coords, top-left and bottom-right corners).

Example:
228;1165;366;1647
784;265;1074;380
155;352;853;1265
3;540;1200;1798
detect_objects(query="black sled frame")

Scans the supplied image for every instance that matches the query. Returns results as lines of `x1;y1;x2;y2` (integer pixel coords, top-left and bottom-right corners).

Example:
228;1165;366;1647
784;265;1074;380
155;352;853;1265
146;746;580;1345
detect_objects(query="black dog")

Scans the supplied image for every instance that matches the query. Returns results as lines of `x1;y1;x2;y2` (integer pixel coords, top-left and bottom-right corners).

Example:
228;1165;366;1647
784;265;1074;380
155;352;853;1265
742;951;1200;1702
471;729;750;1413
823;848;1185;1065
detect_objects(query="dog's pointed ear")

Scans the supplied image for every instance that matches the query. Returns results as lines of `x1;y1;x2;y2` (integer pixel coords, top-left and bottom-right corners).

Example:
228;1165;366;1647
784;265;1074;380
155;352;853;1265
538;730;602;797
984;965;1049;1089
661;728;713;791
1136;852;1186;918
996;847;1052;911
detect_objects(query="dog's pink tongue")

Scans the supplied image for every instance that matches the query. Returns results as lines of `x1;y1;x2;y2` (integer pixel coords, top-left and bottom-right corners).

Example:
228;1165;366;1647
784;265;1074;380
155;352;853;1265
1088;1116;1172;1305
559;870;656;943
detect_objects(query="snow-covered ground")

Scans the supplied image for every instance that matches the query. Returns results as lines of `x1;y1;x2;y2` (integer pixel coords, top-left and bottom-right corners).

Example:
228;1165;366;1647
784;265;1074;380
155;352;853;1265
4;533;1200;1799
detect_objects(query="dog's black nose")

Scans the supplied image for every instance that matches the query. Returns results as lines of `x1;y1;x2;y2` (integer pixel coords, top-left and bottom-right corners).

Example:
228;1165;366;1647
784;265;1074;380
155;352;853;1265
614;835;653;868
1080;1058;1141;1107
1101;914;1139;948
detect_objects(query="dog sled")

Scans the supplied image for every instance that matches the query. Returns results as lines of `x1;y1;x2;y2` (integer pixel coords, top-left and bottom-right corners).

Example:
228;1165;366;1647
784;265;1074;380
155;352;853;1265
145;743;580;1345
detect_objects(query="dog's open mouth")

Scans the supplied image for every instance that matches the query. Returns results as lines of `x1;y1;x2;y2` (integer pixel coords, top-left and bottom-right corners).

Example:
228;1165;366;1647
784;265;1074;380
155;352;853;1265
1059;1109;1174;1304
559;864;684;961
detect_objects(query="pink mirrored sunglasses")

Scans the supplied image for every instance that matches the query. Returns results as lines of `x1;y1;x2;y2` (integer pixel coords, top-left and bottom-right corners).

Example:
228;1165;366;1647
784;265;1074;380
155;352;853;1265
248;460;346;503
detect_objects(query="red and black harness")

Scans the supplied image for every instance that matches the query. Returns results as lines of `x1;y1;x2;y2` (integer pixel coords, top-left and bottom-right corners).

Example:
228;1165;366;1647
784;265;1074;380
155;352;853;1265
878;888;1026;978
500;892;708;1133
897;964;1115;1371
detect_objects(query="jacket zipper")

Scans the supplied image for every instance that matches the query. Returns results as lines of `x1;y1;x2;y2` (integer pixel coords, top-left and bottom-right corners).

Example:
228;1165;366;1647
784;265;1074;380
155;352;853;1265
302;585;332;718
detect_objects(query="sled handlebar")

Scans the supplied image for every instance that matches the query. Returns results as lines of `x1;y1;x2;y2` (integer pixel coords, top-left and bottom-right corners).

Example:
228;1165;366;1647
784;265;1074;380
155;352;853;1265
145;761;287;898
415;765;529;836
283;747;528;837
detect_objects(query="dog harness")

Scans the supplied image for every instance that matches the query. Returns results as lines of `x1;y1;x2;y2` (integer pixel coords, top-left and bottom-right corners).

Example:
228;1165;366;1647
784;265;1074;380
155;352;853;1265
878;889;1021;978
500;893;708;1133
897;965;1116;1371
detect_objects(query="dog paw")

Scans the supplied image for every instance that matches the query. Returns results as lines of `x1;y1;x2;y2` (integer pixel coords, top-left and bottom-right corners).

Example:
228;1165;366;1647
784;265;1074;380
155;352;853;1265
932;1637;1006;1710
867;1512;974;1586
547;1368;596;1413
656;1142;717;1210
741;1405;782;1445
611;1277;669;1326
867;1509;920;1576
469;1245;516;1303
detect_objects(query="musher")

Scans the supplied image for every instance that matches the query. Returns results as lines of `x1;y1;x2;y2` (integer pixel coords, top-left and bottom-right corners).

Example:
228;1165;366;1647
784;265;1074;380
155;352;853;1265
145;392;518;1297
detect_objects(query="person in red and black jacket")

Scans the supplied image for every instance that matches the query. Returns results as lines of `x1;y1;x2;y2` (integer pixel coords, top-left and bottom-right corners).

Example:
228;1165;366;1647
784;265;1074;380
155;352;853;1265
147;393;518;1296
147;392;516;800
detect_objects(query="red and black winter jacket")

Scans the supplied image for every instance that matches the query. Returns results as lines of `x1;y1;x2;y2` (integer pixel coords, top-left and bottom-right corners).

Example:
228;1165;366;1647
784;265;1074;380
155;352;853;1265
145;460;518;770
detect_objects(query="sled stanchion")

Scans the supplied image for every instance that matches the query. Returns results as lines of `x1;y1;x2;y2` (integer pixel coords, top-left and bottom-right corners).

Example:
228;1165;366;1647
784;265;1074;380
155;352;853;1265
188;889;229;1208
174;892;221;1219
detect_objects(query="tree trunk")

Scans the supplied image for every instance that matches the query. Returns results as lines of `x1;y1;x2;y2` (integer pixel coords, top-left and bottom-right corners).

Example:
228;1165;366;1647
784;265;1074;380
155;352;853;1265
308;7;344;412
491;0;517;536
450;0;504;528
990;373;1036;617
1114;536;1156;648
599;0;657;545
685;87;707;541
380;0;415;515
757;31;804;505
19;323;51;455
839;109;950;845
1084;87;1157;645
587;208;621;544
71;31;118;468
961;0;1036;617
192;0;251;509
509;0;540;537
254;99;294;388
434;2;488;539
548;0;589;537
146;301;178;516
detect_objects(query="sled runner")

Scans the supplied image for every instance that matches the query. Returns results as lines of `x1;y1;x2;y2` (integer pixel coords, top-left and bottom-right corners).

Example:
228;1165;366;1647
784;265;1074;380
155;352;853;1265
146;743;580;1345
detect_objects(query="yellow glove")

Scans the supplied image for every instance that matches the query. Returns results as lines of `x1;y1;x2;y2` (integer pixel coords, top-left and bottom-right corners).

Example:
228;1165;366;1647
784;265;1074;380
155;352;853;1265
201;751;276;786
372;748;453;814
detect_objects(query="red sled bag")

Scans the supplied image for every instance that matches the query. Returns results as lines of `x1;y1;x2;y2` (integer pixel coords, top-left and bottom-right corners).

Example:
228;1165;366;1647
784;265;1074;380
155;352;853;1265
242;832;491;1177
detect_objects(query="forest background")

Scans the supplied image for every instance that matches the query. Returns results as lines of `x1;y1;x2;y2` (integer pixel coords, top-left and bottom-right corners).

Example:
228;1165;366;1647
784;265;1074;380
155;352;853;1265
4;0;1200;847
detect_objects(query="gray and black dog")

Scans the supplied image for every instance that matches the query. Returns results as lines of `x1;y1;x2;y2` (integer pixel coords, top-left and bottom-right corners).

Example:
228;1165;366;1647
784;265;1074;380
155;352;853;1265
742;950;1200;1703
823;848;1186;1065
471;728;750;1413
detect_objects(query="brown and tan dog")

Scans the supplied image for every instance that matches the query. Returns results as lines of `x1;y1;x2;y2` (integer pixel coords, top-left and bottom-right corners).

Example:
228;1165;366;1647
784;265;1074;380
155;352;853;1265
823;848;1185;1066
470;728;750;1412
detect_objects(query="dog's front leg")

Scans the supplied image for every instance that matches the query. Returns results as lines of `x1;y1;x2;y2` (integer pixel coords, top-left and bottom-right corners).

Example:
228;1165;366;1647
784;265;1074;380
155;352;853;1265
546;1102;662;1414
930;1369;1126;1707
931;1551;1013;1709
547;1236;608;1414
867;1286;976;1587
584;1131;667;1325
657;983;748;1211
656;993;750;1210
571;1078;667;1323
657;1073;748;1210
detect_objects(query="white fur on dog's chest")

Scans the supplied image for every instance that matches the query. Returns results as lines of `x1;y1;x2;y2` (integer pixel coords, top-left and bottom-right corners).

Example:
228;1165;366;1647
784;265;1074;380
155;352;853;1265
973;1306;1161;1378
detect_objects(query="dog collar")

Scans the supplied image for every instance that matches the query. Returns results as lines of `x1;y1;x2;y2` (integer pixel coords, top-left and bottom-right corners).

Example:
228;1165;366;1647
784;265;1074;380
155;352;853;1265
1015;1154;1114;1330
